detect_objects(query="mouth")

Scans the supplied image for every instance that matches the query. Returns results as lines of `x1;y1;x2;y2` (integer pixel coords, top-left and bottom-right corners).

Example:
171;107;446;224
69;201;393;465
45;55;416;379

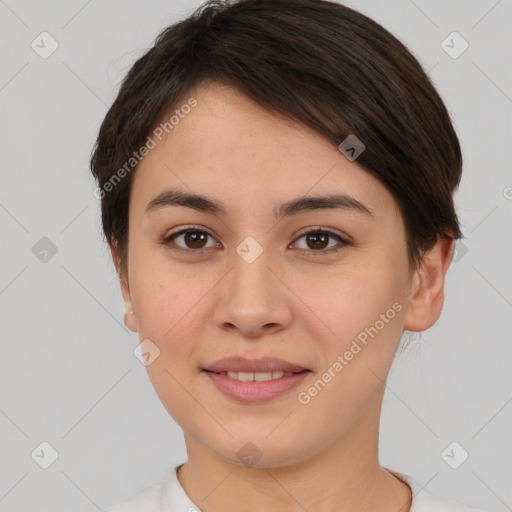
201;356;311;403
203;355;310;375
203;369;310;382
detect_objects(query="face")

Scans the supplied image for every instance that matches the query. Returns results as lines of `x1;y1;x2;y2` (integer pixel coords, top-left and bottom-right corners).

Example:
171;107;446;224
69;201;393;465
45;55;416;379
116;81;443;468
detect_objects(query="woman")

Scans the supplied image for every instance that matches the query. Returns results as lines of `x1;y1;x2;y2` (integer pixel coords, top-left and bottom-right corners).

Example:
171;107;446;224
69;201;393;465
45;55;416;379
91;0;488;510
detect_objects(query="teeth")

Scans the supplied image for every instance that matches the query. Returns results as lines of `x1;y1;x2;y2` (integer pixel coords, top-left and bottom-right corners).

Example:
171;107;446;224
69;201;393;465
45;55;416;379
225;371;294;381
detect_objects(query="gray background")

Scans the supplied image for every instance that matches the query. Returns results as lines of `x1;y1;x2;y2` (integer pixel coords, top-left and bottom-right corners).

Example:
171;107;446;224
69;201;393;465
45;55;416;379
0;0;510;510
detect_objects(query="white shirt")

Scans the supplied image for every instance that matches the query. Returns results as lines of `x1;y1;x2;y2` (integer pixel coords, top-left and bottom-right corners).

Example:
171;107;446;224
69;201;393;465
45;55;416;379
105;464;489;512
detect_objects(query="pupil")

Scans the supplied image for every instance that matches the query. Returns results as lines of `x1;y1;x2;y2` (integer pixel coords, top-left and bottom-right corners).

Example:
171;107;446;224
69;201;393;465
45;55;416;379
185;231;207;249
307;233;328;250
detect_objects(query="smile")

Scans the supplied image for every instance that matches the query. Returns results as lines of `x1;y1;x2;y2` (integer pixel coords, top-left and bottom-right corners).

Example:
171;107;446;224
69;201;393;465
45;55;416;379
216;371;296;381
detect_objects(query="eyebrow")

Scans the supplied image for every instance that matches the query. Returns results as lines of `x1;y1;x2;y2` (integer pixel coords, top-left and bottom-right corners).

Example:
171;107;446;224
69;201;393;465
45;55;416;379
145;188;373;220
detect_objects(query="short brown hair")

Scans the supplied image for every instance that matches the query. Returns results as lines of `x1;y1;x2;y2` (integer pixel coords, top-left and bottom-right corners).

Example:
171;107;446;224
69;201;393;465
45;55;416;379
90;0;463;277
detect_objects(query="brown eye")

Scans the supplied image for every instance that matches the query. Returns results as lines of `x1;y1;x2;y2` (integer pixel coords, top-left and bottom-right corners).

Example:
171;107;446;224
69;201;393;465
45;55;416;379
163;228;219;254
183;231;208;249
305;232;330;250
292;229;348;254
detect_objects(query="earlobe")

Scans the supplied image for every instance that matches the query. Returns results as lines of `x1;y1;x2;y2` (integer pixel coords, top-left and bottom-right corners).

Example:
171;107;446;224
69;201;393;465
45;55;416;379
123;308;138;333
110;242;139;333
403;236;455;332
120;276;138;333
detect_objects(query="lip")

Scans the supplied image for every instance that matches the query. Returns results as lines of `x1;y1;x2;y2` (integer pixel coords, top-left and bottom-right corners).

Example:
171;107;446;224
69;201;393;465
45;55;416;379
204;356;308;374
203;369;311;404
202;356;311;404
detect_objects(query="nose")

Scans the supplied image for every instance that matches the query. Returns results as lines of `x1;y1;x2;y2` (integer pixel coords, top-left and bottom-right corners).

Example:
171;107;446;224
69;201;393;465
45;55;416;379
212;246;293;338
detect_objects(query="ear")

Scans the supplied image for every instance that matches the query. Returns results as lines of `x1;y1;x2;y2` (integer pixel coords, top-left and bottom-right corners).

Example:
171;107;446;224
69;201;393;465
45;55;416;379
403;236;455;332
110;242;138;333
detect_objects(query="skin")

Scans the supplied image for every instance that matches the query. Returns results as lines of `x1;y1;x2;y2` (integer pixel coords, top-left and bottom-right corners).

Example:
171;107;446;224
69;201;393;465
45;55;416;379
111;81;454;512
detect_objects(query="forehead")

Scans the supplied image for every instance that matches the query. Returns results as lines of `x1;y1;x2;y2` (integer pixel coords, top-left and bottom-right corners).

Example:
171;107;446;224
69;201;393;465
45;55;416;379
131;82;401;223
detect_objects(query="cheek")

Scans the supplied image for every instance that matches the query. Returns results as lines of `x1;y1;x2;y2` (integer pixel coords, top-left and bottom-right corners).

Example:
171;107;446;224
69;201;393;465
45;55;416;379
129;260;213;375
129;247;195;334
294;259;402;338
305;260;408;397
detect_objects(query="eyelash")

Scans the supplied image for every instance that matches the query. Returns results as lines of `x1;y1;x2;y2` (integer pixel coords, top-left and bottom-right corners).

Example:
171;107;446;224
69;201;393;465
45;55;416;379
159;225;349;257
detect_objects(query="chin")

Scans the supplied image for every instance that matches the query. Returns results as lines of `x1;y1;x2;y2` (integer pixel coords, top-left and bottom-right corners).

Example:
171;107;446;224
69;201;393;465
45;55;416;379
211;435;312;470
